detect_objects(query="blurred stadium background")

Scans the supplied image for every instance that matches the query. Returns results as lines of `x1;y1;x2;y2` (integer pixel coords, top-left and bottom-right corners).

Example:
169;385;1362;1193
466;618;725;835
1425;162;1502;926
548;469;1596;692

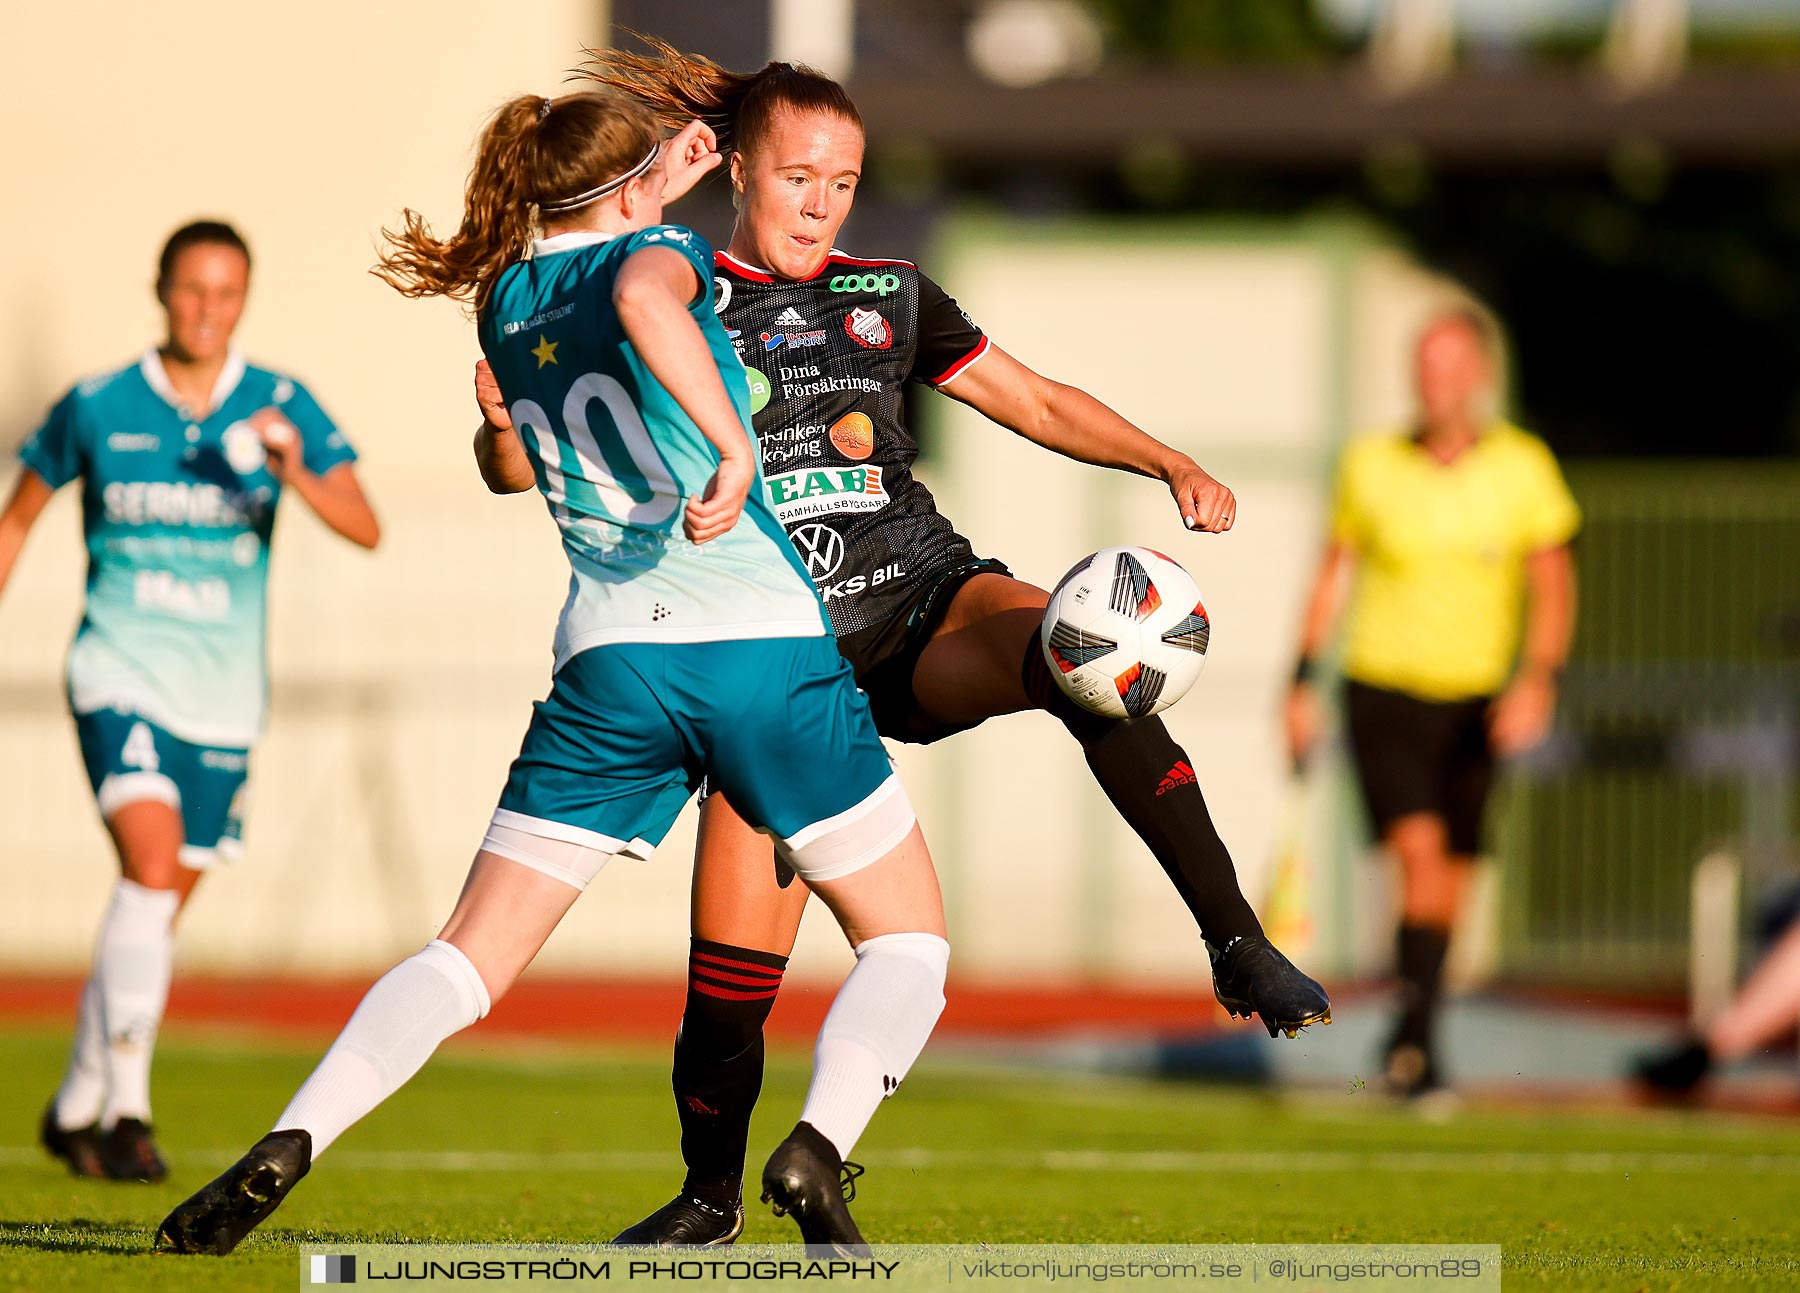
3;0;1800;1099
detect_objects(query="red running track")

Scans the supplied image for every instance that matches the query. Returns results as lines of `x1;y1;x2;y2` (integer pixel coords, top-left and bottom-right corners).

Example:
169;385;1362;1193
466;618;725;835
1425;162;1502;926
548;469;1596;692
0;976;1232;1044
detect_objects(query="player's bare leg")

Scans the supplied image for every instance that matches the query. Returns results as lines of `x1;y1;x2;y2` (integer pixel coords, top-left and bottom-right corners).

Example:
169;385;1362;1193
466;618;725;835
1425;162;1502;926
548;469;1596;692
917;573;1328;1036
157;852;576;1254
46;799;200;1183
1708;920;1800;1059
1637;901;1800;1093
906;573;1046;724
1385;812;1472;1098
614;795;808;1247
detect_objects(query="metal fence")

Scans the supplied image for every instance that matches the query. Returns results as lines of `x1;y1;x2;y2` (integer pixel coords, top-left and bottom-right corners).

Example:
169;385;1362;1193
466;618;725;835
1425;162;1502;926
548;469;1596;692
1496;464;1800;990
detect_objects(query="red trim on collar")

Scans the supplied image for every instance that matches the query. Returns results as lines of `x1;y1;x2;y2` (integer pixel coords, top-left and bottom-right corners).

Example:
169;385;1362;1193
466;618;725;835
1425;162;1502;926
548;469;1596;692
714;248;919;283
714;250;782;282
828;252;917;269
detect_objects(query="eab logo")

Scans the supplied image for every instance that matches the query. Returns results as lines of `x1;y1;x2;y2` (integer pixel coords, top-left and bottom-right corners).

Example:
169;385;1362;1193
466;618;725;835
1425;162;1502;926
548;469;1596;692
829;272;900;297
765;465;888;523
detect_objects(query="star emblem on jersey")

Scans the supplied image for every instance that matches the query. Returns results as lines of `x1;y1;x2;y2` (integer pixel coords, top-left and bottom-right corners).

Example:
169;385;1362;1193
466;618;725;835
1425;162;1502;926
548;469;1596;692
791;523;846;582
773;307;808;329
844;307;892;350
531;334;559;368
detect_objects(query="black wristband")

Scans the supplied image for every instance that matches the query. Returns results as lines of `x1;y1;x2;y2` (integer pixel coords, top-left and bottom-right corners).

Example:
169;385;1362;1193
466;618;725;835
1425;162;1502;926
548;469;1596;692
1293;657;1318;686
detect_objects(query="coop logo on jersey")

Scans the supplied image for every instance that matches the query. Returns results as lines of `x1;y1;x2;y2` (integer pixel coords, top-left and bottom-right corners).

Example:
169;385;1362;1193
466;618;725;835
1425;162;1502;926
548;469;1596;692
765;465;889;523
829;272;901;297
844;307;893;350
791;523;846;581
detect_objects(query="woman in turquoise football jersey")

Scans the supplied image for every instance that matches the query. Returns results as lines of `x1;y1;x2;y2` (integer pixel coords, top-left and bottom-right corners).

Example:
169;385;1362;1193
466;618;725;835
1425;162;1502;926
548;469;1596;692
159;91;950;1257
0;221;380;1182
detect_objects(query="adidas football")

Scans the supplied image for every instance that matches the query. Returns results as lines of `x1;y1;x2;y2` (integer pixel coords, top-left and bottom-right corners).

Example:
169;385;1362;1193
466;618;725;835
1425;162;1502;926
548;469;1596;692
1040;546;1211;720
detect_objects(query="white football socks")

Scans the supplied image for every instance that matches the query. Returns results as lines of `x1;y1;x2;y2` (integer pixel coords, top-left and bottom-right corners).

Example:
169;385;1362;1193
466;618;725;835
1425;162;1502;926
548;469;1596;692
52;975;107;1130
274;939;490;1156
93;879;180;1128
798;932;950;1159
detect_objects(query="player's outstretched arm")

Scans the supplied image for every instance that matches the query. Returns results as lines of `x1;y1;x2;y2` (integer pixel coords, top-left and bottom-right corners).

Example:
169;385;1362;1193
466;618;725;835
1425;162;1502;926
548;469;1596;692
248;409;382;549
0;468;55;603
939;342;1235;533
613;246;754;544
471;359;537;494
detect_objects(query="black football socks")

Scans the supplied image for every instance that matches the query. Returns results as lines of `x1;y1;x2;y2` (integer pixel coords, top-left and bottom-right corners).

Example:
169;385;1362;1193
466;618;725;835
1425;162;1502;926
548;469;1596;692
1021;642;1263;948
672;939;788;1206
1391;922;1451;1056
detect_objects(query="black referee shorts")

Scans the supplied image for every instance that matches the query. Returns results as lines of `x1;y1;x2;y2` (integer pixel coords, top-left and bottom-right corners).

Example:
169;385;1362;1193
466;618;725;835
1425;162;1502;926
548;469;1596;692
1343;679;1496;857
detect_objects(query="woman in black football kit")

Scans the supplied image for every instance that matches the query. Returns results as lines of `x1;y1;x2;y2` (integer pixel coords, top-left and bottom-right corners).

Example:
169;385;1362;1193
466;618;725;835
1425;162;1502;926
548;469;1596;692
479;40;1330;1245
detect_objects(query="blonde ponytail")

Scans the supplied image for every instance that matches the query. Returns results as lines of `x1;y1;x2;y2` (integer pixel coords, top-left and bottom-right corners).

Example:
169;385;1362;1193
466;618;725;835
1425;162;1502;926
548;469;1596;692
374;91;660;315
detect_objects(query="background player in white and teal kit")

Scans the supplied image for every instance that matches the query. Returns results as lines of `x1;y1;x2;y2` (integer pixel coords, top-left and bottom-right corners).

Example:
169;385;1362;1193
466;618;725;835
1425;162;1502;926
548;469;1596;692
0;221;381;1182
160;90;951;1257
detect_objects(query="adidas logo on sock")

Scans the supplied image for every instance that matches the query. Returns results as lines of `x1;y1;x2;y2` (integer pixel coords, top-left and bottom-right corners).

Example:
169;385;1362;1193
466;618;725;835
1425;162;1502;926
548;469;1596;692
773;307;808;328
1155;760;1196;796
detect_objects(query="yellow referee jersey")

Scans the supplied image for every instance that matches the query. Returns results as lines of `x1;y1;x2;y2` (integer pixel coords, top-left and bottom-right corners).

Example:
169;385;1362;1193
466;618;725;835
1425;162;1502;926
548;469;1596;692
1331;421;1579;701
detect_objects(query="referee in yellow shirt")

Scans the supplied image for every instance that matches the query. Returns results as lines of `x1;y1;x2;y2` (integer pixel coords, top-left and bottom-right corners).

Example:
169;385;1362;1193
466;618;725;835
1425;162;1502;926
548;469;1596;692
1286;307;1579;1101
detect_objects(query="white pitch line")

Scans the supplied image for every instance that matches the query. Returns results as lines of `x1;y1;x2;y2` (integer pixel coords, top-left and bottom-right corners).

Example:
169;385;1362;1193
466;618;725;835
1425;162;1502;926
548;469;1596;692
4;1146;1798;1174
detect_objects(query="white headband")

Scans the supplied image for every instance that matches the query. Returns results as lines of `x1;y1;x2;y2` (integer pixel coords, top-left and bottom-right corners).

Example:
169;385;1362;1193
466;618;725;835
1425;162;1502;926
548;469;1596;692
539;141;662;213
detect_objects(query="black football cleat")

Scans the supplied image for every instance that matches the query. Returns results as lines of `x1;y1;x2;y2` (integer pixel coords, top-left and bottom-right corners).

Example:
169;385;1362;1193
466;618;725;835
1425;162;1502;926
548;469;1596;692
1209;935;1332;1038
40;1103;107;1179
100;1117;168;1183
760;1123;870;1258
1632;1038;1713;1096
155;1129;311;1255
611;1193;746;1246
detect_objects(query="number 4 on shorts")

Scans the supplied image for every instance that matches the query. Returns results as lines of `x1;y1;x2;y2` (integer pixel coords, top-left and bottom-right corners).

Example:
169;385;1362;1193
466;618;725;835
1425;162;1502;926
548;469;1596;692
122;721;160;773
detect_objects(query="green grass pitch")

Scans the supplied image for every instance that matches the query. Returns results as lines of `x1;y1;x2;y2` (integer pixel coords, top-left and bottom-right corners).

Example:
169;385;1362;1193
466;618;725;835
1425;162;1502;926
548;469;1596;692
1;1024;1797;1291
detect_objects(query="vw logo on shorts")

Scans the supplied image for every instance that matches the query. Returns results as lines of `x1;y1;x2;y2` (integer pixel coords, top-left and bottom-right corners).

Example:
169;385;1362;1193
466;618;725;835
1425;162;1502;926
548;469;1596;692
792;523;846;582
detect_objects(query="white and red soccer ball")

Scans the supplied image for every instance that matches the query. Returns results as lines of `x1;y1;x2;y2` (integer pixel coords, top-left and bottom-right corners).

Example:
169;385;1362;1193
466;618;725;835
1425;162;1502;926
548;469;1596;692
1040;546;1211;720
